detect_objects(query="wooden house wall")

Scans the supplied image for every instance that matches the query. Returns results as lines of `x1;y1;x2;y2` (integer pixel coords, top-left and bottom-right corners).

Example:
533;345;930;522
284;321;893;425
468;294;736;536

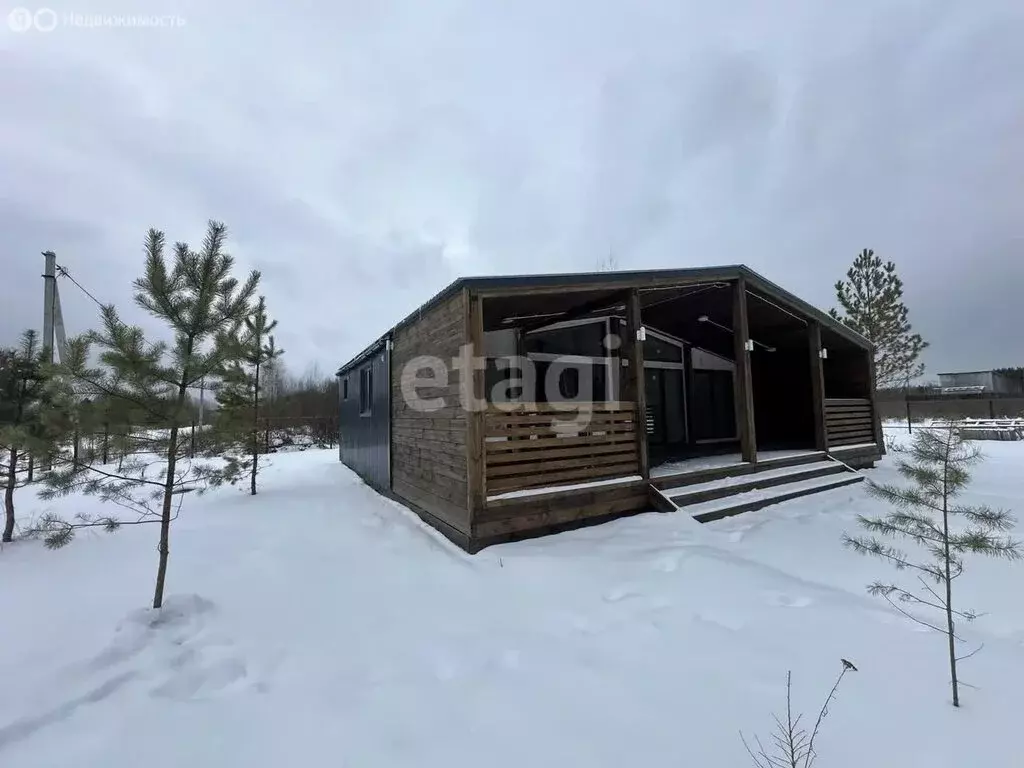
390;290;471;537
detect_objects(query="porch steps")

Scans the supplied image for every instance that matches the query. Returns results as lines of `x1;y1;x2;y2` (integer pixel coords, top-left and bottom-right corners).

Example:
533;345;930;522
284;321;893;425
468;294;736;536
649;452;864;523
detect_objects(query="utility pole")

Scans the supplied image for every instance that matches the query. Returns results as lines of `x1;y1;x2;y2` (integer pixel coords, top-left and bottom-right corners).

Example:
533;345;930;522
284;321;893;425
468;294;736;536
41;251;68;363
42;251;56;363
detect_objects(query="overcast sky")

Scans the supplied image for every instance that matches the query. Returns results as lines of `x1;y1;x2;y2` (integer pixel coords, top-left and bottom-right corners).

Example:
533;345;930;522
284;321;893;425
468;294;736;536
2;0;1022;378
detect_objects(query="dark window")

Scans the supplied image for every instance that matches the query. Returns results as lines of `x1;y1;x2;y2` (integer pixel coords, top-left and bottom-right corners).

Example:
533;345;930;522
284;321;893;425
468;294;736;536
558;367;580;398
342;377;349;400
691;370;735;440
534;361;607;402
525;321;606;357
359;366;373;415
643;335;683;363
486;359;524;402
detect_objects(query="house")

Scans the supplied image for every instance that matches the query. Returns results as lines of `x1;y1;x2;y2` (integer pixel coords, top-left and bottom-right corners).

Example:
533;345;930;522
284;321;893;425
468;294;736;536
937;370;1024;396
336;266;883;552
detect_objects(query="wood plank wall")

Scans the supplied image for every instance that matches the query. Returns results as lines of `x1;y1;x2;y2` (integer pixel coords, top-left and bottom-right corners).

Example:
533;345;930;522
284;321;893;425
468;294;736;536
483;403;639;495
824;398;876;447
390;290;470;534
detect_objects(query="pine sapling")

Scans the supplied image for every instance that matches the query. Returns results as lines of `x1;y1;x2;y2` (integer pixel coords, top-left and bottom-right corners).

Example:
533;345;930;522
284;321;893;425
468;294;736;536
212;295;283;495
844;423;1021;706
38;222;259;608
0;330;66;543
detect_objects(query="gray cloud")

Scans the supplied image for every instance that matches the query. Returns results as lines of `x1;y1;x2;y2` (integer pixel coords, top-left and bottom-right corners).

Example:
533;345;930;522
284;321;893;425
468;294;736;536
2;0;1022;378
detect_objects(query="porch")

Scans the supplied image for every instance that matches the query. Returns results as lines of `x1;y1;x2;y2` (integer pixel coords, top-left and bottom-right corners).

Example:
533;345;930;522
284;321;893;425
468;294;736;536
474;275;880;497
456;269;881;548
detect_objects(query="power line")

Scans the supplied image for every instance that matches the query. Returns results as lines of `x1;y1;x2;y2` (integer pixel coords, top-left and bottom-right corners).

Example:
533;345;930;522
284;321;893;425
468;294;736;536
54;263;106;311
52;263;213;392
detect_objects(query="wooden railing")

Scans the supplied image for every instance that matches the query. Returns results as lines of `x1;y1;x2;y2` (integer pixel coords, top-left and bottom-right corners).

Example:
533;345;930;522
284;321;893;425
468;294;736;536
484;402;640;497
825;398;876;447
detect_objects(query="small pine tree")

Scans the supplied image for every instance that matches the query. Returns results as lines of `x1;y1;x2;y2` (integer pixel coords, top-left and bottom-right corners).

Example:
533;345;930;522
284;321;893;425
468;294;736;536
0;330;66;543
39;222;259;609
829;249;928;387
212;296;283;495
844;424;1021;706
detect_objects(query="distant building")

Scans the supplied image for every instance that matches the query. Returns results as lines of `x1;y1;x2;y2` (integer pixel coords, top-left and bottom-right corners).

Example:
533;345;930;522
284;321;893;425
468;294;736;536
937;370;1024;396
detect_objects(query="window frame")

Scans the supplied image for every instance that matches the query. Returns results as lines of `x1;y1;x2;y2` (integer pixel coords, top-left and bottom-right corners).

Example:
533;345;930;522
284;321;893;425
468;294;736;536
359;365;373;416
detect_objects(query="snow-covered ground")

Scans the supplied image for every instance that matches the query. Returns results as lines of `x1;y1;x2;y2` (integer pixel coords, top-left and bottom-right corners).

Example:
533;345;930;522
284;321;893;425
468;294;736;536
2;435;1023;767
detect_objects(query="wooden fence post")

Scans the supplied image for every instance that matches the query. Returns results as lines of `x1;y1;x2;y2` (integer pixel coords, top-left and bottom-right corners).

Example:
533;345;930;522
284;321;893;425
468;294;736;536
102;422;110;464
190;420;196;458
27;456;33;482
73;427;80;464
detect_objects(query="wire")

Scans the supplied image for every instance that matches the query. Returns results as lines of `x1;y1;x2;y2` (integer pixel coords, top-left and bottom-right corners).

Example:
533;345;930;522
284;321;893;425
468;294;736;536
53;262;211;391
55;264;106;311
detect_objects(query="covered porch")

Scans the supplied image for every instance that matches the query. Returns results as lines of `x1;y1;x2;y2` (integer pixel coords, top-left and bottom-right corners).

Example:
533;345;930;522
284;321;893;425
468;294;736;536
472;272;880;502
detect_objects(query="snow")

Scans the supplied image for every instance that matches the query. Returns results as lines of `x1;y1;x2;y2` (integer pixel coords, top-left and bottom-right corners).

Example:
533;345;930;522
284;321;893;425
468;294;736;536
665;460;845;500
3;435;1024;767
651;448;821;477
487;474;642;501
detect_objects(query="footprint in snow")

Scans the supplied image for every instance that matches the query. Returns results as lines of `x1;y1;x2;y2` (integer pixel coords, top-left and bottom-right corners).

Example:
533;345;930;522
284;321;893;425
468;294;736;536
603;586;640;603
765;592;814;609
651;554;680;573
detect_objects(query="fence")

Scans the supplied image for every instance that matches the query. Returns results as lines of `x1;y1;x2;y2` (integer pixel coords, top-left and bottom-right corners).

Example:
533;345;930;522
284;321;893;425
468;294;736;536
824;398;875;447
878;392;1024;432
484;402;639;495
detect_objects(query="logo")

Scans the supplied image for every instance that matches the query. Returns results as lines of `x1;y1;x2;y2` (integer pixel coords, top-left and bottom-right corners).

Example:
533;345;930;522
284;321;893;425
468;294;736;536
7;7;58;32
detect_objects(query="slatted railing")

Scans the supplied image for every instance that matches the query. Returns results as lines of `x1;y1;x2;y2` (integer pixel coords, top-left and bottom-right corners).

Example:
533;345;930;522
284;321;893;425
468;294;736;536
484;402;640;496
825;398;876;447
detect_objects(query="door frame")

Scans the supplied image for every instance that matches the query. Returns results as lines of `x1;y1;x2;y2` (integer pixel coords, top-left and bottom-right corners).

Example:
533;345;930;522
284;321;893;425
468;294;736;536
642;328;689;450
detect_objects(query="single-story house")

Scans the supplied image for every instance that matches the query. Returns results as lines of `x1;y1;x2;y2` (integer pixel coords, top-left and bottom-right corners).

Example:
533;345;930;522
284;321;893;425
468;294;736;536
336;266;883;552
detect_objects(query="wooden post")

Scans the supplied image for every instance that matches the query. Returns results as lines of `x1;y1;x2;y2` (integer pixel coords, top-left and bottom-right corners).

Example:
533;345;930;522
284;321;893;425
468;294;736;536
27;456;33;482
732;277;757;463
867;352;884;448
190;420;196;459
808;322;827;452
465;291;486;520
102;422;109;464
264;420;271;453
625;288;650;479
73;427;80;464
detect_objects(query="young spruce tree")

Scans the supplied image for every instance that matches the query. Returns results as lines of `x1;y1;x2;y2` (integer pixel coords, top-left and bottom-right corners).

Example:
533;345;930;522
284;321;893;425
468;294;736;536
829;248;928;387
213;295;283;495
844;423;1021;706
39;222;259;609
0;330;65;543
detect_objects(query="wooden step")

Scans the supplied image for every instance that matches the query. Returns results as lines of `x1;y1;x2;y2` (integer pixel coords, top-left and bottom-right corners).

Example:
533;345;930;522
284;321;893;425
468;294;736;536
650;451;826;490
686;472;865;523
665;460;847;508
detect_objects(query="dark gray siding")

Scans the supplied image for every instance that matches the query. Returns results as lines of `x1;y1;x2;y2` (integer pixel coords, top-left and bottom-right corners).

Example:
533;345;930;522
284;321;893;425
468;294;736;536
339;341;391;492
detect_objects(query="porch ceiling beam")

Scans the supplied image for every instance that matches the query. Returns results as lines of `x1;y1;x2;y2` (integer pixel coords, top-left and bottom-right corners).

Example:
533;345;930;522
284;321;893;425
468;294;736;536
514;288;630;335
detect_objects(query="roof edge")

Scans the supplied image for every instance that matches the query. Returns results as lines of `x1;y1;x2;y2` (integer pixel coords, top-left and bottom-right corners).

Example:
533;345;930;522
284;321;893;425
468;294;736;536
334;264;873;373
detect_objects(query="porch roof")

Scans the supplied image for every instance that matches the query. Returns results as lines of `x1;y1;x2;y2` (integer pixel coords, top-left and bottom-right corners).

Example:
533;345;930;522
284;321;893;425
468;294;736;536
336;265;872;376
